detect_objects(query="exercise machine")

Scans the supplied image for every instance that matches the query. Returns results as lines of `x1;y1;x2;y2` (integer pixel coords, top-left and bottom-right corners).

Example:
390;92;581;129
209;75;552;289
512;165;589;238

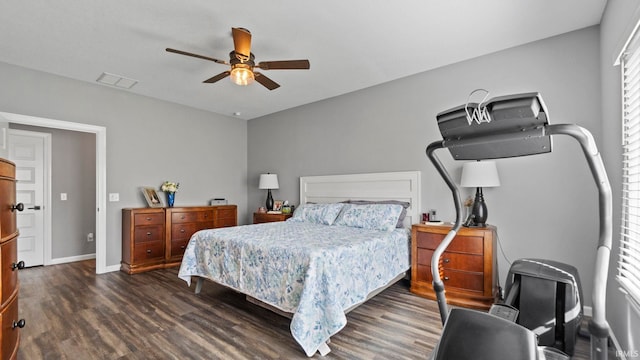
426;92;611;359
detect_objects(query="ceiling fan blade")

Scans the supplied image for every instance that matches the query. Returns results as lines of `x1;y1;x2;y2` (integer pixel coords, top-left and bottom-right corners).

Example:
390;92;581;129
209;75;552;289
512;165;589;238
257;60;310;70
166;48;227;65
232;27;252;61
203;71;231;83
254;72;280;90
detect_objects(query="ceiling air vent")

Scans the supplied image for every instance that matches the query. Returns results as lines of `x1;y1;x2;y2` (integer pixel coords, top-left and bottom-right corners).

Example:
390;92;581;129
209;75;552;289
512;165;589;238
96;72;138;89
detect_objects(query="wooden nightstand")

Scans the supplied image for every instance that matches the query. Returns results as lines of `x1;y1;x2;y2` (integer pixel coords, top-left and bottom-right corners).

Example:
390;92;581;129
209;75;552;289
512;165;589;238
253;212;293;224
410;223;498;310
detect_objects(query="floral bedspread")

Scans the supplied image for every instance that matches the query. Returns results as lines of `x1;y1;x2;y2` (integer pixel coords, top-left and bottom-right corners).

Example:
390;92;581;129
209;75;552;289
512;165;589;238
177;221;410;357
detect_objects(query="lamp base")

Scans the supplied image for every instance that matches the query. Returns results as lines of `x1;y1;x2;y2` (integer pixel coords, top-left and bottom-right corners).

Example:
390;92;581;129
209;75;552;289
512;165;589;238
466;187;488;227
266;189;274;211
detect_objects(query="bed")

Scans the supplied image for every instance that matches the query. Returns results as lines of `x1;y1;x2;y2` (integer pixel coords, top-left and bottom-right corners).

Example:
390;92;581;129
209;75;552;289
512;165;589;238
178;171;421;357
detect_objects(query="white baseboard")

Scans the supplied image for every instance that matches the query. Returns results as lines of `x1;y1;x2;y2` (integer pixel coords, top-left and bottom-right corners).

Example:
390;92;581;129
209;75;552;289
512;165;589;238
48;254;121;273
49;253;96;265
103;264;121;273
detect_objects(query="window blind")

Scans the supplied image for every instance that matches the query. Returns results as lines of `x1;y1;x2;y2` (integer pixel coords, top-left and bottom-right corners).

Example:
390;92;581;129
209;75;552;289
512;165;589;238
620;32;640;305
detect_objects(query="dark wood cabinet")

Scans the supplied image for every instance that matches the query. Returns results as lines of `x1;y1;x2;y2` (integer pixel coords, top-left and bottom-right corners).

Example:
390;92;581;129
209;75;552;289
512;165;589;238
122;205;237;274
253;212;292;224
410;223;498;310
0;158;23;359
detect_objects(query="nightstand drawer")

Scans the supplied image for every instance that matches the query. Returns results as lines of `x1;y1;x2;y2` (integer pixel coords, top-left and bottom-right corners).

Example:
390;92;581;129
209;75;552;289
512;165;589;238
416;248;484;272
134;225;164;243
253;212;293;224
416;231;484;255
416;265;484;292
134;213;164;226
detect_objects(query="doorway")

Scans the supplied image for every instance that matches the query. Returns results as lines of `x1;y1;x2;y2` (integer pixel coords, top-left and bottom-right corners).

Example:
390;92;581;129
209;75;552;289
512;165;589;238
0;111;108;274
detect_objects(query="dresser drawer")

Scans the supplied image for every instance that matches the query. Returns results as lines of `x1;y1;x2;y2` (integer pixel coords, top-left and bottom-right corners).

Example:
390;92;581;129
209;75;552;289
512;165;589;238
416;231;484;255
1;295;20;360
216;207;236;220
133;225;164;243
0;177;17;239
171;209;216;223
133;241;164;261
170;238;190;258
0;237;18;308
416;248;484;272
171;223;197;241
134;212;164;226
216;217;236;228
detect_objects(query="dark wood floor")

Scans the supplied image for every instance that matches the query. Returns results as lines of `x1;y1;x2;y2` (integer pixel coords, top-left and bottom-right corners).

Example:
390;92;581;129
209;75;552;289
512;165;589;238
16;260;604;359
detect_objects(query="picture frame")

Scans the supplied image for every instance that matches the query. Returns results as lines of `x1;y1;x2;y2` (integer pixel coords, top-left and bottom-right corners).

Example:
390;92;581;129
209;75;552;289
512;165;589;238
273;200;283;211
141;187;163;208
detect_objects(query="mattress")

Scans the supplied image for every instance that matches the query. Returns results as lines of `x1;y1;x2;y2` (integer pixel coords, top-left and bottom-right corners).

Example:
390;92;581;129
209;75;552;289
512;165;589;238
178;220;410;356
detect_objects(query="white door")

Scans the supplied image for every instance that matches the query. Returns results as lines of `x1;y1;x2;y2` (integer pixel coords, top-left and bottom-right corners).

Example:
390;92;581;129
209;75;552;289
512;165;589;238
8;130;48;267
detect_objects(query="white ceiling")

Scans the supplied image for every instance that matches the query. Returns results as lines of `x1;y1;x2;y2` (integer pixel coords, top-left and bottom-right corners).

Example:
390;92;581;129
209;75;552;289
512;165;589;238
0;1;607;120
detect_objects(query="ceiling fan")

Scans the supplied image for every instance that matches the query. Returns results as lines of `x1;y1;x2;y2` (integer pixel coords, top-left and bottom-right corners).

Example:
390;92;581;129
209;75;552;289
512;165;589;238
166;27;310;90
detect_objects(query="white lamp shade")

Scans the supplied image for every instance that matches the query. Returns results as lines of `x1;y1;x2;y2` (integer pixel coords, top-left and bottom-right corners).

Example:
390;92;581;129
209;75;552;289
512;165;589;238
259;173;279;189
460;161;501;188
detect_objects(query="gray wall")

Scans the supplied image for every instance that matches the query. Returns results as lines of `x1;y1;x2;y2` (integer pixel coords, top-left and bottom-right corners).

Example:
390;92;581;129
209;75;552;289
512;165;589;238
249;26;602;310
600;0;640;353
0;61;248;267
9;124;96;259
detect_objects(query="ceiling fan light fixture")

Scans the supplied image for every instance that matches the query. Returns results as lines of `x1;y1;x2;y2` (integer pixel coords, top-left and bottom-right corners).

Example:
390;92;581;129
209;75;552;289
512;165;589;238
230;65;254;86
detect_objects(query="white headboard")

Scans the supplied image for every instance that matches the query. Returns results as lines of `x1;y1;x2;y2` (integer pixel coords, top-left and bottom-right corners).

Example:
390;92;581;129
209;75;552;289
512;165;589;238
299;171;421;227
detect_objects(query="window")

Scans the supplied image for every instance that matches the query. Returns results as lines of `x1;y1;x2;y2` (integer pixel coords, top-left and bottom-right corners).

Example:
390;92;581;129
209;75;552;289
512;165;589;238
620;31;640;305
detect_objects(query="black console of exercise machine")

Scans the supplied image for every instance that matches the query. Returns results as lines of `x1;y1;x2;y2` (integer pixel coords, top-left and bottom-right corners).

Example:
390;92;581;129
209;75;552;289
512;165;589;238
426;92;611;360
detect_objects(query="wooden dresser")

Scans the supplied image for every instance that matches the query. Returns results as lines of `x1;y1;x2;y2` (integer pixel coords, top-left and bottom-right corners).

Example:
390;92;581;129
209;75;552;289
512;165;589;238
253;212;292;224
0;158;25;359
410;223;498;310
121;205;237;274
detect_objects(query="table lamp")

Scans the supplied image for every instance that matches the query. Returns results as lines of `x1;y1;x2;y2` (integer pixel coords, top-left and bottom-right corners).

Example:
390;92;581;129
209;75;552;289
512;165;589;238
460;161;500;227
259;173;279;211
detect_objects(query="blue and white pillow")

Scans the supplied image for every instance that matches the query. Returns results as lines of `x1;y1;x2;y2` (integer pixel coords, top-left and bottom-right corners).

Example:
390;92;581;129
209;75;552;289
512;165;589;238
288;203;345;225
334;203;404;232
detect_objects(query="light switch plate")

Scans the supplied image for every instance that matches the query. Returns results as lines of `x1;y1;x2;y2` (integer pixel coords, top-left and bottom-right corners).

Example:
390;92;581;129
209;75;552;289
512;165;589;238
109;193;119;202
60;193;67;201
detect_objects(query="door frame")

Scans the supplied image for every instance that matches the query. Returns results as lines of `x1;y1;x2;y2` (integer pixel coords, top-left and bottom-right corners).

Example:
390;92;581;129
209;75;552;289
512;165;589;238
8;129;51;267
0;111;109;274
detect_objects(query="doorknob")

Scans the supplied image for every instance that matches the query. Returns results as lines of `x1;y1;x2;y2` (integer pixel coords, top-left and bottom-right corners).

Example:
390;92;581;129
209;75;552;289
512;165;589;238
10;203;24;212
27;205;41;210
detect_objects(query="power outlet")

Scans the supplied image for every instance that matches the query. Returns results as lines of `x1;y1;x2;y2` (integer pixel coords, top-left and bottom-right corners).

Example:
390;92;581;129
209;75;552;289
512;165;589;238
87;233;94;242
109;193;119;202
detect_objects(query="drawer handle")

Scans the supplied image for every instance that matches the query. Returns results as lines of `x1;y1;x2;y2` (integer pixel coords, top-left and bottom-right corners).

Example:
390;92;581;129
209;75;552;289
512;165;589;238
444;276;450;281
180;229;185;233
146;217;152;221
12;319;25;329
11;261;25;271
11;203;24;212
180;246;186;249
146;249;152;254
146;232;152;236
443;258;450;264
